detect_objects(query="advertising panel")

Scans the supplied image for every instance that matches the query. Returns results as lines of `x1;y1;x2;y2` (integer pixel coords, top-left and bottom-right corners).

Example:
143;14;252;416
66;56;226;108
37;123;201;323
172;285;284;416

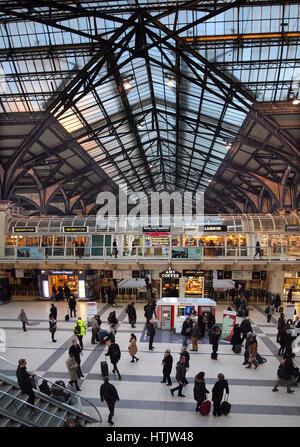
221;310;237;341
16;247;43;260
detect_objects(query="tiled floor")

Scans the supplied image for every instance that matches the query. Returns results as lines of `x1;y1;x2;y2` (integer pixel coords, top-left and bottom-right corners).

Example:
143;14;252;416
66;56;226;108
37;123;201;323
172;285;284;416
1;300;300;427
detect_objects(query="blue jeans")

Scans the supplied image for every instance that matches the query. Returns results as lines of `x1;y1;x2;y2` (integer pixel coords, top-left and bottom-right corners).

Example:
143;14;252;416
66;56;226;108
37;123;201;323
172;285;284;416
182;335;188;347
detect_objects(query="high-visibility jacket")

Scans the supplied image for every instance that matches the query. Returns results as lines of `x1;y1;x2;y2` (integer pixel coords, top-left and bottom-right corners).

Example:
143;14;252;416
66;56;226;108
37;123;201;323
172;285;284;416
74;319;86;336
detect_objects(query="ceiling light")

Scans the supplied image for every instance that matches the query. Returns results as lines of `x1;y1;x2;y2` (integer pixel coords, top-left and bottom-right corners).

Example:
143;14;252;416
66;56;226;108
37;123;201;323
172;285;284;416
292;96;300;105
137;124;143;129
123;80;132;90
166;78;176;88
225;142;232;149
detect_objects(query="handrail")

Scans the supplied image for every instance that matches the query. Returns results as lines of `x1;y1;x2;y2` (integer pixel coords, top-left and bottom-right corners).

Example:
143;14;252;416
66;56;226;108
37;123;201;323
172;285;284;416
0;356;101;423
0;389;67;424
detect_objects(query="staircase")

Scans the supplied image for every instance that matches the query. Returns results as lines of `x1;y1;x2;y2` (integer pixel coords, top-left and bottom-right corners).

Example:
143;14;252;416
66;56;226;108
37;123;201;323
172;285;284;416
0;373;100;427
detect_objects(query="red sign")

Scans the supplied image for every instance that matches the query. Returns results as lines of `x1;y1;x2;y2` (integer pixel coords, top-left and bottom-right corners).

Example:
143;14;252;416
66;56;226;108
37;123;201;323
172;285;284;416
144;232;169;236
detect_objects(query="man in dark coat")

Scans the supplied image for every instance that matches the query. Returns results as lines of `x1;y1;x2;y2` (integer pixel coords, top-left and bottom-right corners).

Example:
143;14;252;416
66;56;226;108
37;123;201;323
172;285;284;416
240;317;253;344
50;303;57;320
144;303;154;323
180;347;190;385
193;371;209;412
211;326;221;360
147;320;156;350
242;332;253;365
105;341;121;380
68;296;77;318
207;312;216;330
107;311;118;325
170;357;187;397
277;313;285;343
16;359;35;407
126;302;137;328
230;324;242;352
69;339;84;378
212;373;229;416
274;294;281;312
100;377;120;425
181;317;192;347
198;315;206;338
273;354;296;393
161;349;173;386
64;284;71;301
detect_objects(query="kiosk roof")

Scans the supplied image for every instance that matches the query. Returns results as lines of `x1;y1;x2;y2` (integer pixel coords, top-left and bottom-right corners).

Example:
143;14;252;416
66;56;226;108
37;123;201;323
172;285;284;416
156;297;216;307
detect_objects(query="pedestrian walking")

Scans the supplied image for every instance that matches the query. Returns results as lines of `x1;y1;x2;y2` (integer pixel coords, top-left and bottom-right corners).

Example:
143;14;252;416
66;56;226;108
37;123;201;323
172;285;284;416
64;284;71;301
73;317;86;349
147;319;156;350
144;302;154;323
242;332;253;365
69;339;84;378
207;311;216;330
161;349;173;386
126;302;137;328
107;310;118;325
245;334;259;369
193;372;209;412
272;354;296;394
191;321;201;351
181;317;192;347
17;309;28;332
274;294;281;312
66;353;81;391
170;357;187;397
211;326;221;360
266;304;274;323
180;347;190;385
212;373;229;416
128;333;139;362
105;340;122;380
278;327;290;356
198;314;206;338
49;315;57;342
91;314;100;344
277;313;285;343
16;359;35;408
240;317;253;344
230;323;242;352
100;377;120;425
68;296;77;318
254;240;262;259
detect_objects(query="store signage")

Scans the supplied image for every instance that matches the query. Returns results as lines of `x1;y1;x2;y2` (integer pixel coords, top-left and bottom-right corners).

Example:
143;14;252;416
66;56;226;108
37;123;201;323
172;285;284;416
86;301;97;318
285;225;300;232
64;226;88;233
203;225;227;232
221;311;237;341
106;270;113;278
224;271;232;279
183;270;204;277
51;270;74;275
143;227;170;235
252;271;261;280
13;227;36;233
159;269;181;279
132;270;140;278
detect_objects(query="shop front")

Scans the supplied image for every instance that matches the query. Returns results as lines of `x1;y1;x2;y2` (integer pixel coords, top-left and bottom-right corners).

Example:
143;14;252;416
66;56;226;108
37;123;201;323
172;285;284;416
183;270;204;297
160;269;180;297
143;227;170;257
283;272;300;301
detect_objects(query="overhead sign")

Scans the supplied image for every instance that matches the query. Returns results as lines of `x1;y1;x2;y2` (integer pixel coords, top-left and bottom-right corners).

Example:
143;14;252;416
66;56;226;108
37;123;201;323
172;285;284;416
64;226;88;233
143;227;170;235
285;225;300;232
203;225;227;232
50;270;74;275
183;270;204;277
159;269;182;279
13;227;36;233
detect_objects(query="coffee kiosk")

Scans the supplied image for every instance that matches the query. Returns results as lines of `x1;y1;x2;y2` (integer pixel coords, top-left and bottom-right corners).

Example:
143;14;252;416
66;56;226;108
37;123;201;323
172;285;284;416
156;297;217;333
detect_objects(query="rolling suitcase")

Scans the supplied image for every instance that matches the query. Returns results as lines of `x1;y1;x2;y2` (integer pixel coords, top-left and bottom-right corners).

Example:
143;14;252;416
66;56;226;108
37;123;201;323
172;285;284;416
65;314;69;321
233;344;242;354
100;361;109;378
199;400;211;416
220;395;231;415
243;308;249;317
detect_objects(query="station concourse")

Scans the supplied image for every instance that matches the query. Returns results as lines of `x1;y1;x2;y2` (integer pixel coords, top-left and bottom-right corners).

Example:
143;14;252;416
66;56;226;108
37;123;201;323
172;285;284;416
0;0;299;429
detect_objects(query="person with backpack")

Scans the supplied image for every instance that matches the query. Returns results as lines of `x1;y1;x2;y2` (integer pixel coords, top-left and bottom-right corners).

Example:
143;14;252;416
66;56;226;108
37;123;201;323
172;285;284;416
128;333;139;363
181;317;193;347
100;376;120;425
272;354;296;393
73;317;86;349
49;315;57;343
245;335;259;369
193;371;209;412
170;357;187;398
211;326;221;360
105;340;122;380
107;311;118;325
230;323;242;353
126;302;137;328
161;349;173;386
212;373;229;416
68;296;77;318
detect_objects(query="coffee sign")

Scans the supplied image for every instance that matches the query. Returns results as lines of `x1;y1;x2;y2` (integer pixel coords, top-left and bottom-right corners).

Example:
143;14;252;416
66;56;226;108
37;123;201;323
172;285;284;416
159;269;181;279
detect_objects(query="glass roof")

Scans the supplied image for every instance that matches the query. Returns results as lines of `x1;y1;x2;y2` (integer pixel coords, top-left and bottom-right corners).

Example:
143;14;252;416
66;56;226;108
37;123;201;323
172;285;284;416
0;1;299;199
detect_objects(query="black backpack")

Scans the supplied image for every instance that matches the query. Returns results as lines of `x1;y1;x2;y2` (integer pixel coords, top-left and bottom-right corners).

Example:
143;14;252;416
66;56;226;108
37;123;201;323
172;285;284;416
74;322;81;335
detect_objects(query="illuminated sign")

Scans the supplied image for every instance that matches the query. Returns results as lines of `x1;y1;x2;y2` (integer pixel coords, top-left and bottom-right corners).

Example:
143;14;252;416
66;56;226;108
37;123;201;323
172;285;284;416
159;269;181;279
13;227;36;233
64;227;88;233
285;225;300;232
203;225;227;232
143;227;170;234
183;270;204;277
